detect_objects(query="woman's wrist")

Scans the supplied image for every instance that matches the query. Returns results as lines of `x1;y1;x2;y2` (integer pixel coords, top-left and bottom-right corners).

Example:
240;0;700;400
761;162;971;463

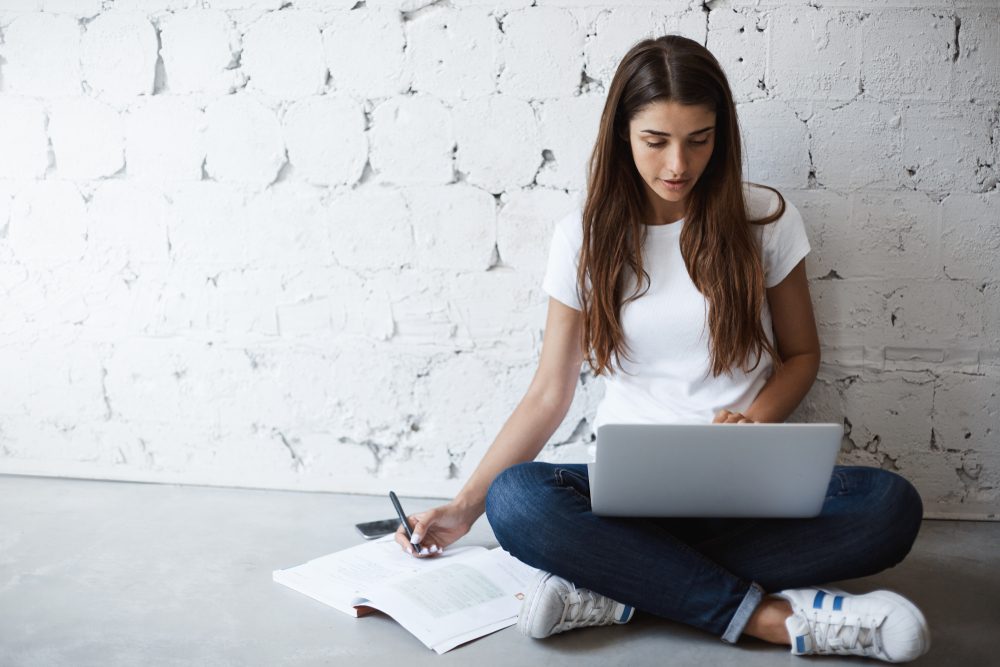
452;492;485;522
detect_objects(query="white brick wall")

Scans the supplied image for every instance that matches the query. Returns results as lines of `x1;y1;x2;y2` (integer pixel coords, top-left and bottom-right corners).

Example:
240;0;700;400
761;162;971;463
0;0;996;520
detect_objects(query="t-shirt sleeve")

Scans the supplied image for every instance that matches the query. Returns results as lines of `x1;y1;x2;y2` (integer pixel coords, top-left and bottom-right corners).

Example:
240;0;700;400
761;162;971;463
761;198;811;288
541;220;583;311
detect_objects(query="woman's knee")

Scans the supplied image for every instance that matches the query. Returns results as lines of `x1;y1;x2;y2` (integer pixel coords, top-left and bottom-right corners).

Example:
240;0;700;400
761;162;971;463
869;468;925;565
484;461;552;538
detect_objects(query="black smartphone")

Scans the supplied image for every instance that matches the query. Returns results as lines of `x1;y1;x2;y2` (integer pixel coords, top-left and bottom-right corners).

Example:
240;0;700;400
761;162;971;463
355;517;402;540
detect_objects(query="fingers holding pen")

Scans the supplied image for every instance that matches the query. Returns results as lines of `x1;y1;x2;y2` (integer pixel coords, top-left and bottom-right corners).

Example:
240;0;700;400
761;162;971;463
394;515;441;558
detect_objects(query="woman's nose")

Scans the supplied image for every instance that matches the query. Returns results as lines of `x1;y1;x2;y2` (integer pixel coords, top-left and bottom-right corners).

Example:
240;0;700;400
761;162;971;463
664;147;688;176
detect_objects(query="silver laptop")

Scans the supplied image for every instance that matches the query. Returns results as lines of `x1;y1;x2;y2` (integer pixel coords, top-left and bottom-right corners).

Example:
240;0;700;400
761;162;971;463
586;423;843;518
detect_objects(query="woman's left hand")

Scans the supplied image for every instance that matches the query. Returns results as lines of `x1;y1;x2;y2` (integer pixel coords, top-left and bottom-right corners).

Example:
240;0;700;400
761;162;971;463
713;409;755;424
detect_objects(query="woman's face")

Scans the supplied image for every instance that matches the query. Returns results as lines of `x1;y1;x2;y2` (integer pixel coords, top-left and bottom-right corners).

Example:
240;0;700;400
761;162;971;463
627;100;717;223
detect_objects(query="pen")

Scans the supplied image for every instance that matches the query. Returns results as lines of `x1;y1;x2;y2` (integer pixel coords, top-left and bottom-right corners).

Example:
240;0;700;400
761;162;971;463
389;490;421;552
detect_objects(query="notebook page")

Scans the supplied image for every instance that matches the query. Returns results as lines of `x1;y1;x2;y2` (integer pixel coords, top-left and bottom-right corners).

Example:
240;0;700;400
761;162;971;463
273;535;487;616
358;547;540;653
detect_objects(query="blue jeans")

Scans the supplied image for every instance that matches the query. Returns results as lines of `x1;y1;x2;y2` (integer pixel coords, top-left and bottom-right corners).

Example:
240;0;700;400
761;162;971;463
484;461;923;644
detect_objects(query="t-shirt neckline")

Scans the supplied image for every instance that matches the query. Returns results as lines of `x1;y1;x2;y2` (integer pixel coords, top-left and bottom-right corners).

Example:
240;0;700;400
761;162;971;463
641;218;684;236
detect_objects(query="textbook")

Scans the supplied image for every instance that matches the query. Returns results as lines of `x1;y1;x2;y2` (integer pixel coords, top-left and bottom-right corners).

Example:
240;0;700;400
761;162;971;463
272;534;540;654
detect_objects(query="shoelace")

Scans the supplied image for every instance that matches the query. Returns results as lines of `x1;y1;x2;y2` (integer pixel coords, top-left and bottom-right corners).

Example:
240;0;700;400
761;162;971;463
556;586;611;631
807;612;886;657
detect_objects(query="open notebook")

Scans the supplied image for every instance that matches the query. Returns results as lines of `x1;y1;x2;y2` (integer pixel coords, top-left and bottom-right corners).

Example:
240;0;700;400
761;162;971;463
273;535;539;654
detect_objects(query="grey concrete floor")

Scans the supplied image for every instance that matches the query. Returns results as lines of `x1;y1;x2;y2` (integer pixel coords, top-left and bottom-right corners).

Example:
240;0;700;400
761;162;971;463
0;474;997;667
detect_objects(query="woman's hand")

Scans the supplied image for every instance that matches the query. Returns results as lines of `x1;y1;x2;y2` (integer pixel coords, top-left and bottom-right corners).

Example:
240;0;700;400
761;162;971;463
713;409;755;424
394;499;478;559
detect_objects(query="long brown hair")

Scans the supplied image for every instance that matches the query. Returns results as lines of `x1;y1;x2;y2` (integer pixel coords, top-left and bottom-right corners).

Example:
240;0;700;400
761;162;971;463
579;35;786;379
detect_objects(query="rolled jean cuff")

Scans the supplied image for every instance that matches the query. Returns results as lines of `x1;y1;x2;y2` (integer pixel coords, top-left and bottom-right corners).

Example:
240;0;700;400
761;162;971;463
721;581;766;644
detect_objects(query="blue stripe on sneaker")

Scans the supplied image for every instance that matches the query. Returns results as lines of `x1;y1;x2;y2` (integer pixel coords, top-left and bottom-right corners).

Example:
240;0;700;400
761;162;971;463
619;605;632;622
833;595;843;611
813;590;826;609
796;635;806;653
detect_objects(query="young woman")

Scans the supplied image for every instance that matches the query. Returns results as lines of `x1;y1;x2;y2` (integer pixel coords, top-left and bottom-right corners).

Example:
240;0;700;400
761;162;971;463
394;35;930;663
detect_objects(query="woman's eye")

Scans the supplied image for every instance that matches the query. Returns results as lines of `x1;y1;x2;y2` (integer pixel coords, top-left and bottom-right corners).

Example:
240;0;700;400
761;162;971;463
644;140;709;148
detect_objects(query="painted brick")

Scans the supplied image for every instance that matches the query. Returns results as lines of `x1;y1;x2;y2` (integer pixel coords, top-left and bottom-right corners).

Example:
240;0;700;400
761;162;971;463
952;8;1000;101
277;266;362;337
165;181;249;266
326;338;426;441
536;0;686;6
168;267;285;337
283;96;367;186
8;181;87;262
941;192;1000;282
408;352;511;465
366;268;454;343
0;13;82;96
740;100;811;187
707;6;771;103
768;9;861;101
159;9;243;95
405;185;496;271
113;0;207;10
123;97;206;182
900;102;996;192
48;97;125;180
405;7;501;100
87;180;170;264
931;372;999;495
497;187;577;273
448;0;531;8
244;183;332;268
498;7;584;99
80;10;158;100
809;280;895;348
882;280;992;349
0;343;106;421
453;95;541;192
809;102;904;189
241;10;327;98
860;9;955;101
0;98;49;179
203;93;286;186
809;190;940;280
535;94;604;190
369;95;454;186
445;268;541;354
583;8;671;85
783;189;852;281
811;277;990;353
75;263;171;339
104;338;247;425
322;8;408;98
327;187;413;271
41;0;103;17
840;370;935;471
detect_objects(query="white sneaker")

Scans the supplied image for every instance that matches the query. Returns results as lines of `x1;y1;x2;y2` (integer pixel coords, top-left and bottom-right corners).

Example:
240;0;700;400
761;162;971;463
773;586;931;663
517;570;635;639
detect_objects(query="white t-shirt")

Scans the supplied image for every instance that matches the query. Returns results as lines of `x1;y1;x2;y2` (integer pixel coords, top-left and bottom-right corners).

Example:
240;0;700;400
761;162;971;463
542;182;811;431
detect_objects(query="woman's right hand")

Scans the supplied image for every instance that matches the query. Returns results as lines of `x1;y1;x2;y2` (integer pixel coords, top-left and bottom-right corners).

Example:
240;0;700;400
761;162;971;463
394;499;479;558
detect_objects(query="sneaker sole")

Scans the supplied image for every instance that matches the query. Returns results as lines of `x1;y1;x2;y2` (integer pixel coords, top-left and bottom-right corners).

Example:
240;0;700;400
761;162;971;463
821;586;931;660
517;571;559;639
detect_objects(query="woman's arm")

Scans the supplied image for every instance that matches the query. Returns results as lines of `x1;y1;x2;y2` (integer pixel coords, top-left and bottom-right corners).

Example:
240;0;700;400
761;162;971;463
742;258;821;423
